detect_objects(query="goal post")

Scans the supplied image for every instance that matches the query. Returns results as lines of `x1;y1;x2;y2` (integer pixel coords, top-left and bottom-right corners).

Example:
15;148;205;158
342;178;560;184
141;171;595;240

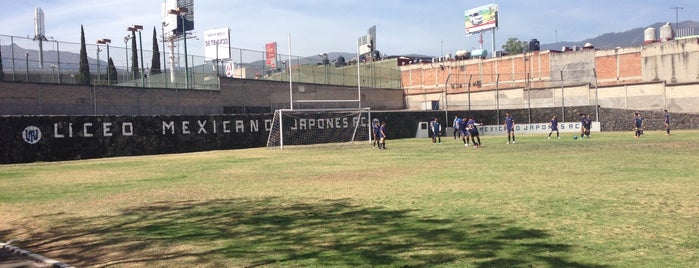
266;108;373;150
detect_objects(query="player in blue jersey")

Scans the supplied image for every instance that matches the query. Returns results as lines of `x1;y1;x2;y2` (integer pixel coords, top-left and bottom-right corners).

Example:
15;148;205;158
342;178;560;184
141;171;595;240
664;110;671;136
548;114;559;139
372;119;381;148
633;112;644;138
453;115;462;139
431;117;442;144
378;121;387;149
459;115;471;146
504;112;515;144
582;114;592;139
467;116;481;148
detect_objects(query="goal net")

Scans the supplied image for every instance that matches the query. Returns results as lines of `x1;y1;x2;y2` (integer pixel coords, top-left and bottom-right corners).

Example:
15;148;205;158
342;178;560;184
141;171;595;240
266;108;372;149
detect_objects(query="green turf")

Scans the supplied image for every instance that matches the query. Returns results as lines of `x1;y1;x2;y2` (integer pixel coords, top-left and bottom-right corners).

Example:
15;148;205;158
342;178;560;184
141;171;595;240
0;130;697;267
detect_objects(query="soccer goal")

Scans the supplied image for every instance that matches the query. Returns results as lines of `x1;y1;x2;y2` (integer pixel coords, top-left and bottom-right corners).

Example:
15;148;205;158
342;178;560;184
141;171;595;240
266;108;373;150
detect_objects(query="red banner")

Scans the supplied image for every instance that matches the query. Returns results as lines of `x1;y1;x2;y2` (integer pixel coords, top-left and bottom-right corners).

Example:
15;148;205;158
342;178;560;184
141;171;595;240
266;42;277;69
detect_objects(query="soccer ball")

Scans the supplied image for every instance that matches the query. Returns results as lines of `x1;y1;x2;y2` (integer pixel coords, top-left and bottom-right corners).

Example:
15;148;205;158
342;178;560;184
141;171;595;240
573;135;578;140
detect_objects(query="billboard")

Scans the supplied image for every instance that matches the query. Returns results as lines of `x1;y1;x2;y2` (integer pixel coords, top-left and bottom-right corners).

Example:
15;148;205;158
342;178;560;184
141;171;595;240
265;42;277;69
464;4;498;35
204;27;230;60
34;8;46;39
162;0;194;38
358;25;376;56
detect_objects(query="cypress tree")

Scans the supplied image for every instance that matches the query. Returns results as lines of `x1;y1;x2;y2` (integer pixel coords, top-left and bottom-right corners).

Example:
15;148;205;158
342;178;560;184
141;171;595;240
151;27;161;74
107;57;118;83
77;25;91;85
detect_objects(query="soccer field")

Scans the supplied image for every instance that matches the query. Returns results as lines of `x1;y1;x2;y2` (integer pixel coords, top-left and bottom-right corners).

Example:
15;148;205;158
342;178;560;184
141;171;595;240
1;130;697;267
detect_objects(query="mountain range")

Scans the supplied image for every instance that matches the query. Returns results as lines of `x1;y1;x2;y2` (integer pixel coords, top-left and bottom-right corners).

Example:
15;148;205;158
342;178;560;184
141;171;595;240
540;20;699;50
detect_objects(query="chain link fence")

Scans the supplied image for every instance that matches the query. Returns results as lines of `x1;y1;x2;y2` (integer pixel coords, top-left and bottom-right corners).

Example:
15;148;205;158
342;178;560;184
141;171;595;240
0;34;401;90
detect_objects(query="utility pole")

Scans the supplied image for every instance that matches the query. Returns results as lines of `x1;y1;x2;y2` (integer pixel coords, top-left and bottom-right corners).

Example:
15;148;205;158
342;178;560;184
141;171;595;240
671;6;683;31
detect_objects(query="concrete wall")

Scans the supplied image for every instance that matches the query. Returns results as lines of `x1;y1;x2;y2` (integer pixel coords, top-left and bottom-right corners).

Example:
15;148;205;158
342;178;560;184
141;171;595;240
642;39;699;83
407;81;699;113
0;79;405;116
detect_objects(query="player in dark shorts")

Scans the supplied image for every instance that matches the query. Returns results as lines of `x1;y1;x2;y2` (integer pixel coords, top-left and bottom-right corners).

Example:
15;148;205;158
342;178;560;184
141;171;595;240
504;112;515;144
372;119;381;148
431;117;442;144
467;116;481;148
453;115;462;139
459;115;471;146
634;113;644;138
582;114;592;139
548;114;559;139
378;121;387;149
664;110;671;136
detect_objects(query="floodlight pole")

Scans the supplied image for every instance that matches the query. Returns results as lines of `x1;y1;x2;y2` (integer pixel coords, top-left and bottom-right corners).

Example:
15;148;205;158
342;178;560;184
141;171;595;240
127;25;144;87
170;7;189;89
137;28;144;87
96;45;101;84
97;39;111;85
124;35;131;81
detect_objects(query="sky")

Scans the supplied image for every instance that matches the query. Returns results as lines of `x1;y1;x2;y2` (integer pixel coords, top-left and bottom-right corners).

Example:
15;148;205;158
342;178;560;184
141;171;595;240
0;0;696;59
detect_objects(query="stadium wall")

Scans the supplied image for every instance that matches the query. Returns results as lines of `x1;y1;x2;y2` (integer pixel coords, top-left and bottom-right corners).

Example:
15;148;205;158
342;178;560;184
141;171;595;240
6;106;697;164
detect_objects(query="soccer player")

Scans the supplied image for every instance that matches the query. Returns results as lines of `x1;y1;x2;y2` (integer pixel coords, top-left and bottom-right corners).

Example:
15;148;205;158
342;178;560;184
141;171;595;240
378;121;387;149
459;115;471;146
372;119;381;148
664;110;671;136
504;112;515;144
467;116;481;148
633;112;644;138
582;114;592;139
548;114;560;139
431;117;442;144
452;115;462;139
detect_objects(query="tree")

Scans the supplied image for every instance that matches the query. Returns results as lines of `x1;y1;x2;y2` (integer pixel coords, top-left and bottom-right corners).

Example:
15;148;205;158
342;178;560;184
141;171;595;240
107;57;118;83
150;27;161;75
131;29;139;79
502;37;528;55
77;25;91;85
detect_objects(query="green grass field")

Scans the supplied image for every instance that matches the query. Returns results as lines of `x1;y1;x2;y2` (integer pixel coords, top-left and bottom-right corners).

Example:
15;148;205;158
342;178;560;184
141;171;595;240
1;130;698;267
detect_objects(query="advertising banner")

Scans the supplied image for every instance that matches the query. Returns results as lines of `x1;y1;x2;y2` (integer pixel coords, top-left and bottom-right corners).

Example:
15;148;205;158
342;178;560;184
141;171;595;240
465;4;498;35
266;42;277;69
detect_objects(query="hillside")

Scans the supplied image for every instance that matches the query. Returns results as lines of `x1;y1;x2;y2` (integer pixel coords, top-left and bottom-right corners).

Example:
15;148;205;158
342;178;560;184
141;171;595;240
541;20;699;50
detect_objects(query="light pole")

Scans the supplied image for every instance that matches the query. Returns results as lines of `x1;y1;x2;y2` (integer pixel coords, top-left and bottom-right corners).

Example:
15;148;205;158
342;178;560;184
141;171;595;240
98;39;111;85
123;35;131;81
169;7;189;89
25;51;29;81
128;25;144;87
96;45;102;84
